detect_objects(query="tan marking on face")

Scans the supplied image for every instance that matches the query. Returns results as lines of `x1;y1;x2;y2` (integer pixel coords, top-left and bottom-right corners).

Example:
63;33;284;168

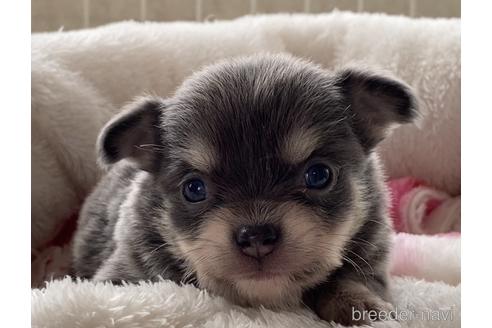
180;137;216;172
172;192;368;309
173;208;233;280
280;203;347;275
370;152;391;219
234;276;302;309
347;176;371;234
281;127;320;164
316;176;371;264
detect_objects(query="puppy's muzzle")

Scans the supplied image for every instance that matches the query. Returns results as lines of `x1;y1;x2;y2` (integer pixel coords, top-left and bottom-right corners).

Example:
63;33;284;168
234;224;280;259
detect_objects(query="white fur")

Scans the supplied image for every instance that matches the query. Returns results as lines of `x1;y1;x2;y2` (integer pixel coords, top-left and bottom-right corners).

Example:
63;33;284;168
390;233;461;286
33;227;462;327
32;231;461;327
32;276;460;328
31;12;460;260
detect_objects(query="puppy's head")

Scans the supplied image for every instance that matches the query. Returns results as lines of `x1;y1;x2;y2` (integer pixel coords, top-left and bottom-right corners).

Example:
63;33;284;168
98;55;417;307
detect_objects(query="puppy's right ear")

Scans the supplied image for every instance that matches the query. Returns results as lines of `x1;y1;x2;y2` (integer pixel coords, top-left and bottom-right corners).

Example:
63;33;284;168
97;97;165;171
335;69;418;152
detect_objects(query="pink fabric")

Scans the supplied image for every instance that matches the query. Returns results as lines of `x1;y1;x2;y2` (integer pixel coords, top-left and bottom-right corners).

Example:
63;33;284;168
386;177;461;285
31;212;78;287
388;177;461;235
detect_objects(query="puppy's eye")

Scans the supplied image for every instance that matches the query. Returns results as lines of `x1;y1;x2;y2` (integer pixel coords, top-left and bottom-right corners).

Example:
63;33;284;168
304;164;331;189
183;179;207;202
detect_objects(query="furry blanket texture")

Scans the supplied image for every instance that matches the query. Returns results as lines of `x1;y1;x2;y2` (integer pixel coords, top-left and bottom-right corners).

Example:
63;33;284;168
32;276;460;328
31;11;461;251
31;233;460;327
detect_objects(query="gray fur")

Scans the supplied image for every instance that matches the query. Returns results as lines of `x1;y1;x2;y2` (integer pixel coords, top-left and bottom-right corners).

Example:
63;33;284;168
73;54;417;325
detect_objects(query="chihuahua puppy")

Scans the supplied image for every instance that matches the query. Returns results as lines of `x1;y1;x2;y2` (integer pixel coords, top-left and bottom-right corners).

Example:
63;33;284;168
73;54;417;325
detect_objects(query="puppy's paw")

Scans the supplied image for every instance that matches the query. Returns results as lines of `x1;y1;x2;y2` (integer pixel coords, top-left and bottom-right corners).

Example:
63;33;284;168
316;280;393;326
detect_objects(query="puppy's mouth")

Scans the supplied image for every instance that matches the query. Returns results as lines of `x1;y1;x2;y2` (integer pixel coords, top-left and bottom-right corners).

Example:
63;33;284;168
230;253;327;284
237;270;285;281
174;201;356;307
178;234;339;308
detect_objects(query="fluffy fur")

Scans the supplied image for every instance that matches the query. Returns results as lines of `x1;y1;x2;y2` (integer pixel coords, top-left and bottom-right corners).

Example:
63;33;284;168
32;276;461;328
31;12;461;252
72;54;417;325
390;233;461;285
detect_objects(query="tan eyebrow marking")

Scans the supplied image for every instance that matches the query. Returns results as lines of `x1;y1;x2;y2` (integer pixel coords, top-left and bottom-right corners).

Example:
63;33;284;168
281;127;320;164
180;137;216;172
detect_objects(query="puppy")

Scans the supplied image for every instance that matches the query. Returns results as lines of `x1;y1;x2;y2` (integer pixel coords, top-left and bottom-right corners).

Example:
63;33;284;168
73;54;417;325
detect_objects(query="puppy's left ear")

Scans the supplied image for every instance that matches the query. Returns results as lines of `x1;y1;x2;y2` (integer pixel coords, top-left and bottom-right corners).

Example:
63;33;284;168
97;97;166;172
336;69;418;151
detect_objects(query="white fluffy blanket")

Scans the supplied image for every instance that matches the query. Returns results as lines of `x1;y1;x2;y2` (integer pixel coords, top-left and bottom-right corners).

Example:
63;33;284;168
32;234;460;328
32;277;459;328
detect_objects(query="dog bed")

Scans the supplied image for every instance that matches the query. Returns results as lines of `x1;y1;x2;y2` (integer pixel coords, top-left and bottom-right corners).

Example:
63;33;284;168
31;11;461;328
32;277;459;328
32;233;460;328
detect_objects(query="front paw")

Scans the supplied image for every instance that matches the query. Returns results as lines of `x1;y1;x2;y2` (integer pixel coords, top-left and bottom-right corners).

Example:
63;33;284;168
316;280;393;326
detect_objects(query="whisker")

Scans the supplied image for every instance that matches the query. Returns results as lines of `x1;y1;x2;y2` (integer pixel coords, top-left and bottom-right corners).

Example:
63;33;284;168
135;144;167;154
366;219;394;230
343;255;368;284
148;243;168;255
346;249;375;277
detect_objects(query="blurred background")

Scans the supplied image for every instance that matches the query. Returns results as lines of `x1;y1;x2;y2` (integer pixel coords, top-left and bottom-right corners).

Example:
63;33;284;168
32;0;460;33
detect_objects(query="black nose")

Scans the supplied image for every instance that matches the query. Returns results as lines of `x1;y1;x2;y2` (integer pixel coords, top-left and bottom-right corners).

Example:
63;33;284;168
235;224;280;259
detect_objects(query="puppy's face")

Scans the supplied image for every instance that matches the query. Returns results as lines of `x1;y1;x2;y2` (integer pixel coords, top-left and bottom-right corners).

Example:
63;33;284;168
98;55;417;307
